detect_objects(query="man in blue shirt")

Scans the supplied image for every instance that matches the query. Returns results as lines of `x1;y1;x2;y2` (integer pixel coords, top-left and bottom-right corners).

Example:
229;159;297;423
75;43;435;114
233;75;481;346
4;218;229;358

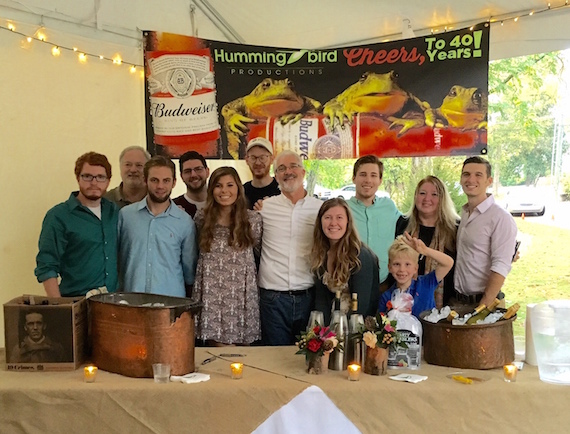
35;152;118;297
119;156;197;298
347;155;401;287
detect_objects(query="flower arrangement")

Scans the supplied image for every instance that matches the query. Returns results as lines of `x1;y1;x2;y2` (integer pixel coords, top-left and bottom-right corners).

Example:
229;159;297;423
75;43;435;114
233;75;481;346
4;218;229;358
295;325;340;357
357;313;406;352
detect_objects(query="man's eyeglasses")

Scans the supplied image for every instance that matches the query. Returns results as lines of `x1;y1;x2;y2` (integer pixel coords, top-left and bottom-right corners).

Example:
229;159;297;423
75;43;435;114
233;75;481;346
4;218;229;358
276;163;303;174
247;155;270;164
80;174;108;183
183;167;206;175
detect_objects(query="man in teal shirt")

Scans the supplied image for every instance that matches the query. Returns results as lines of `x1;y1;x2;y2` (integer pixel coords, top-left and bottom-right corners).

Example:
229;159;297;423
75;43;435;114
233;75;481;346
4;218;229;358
35;152;118;297
347;155;401;286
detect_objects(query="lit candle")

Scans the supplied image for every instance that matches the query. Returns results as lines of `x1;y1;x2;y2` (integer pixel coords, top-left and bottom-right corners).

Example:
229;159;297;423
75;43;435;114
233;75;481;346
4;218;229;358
84;366;98;383
503;364;517;382
348;364;361;381
230;363;243;379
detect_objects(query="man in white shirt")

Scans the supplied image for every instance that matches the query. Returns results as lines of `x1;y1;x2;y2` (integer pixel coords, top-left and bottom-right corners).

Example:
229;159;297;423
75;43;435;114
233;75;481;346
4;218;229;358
173;151;210;218
453;156;517;308
258;150;322;345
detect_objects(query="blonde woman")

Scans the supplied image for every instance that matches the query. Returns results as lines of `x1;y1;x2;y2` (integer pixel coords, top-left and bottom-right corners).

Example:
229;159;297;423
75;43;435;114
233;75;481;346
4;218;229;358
312;198;379;325
193;167;262;345
396;175;459;308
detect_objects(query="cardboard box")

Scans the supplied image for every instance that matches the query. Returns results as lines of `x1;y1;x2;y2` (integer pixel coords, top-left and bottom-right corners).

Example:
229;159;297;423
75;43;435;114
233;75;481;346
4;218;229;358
4;295;87;371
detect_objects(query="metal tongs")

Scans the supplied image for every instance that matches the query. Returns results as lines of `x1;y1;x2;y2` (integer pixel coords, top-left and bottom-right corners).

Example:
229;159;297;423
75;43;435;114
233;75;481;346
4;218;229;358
201;353;245;365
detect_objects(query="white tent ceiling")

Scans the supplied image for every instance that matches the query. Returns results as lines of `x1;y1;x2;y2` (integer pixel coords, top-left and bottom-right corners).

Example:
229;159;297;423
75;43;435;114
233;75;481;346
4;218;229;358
1;0;570;60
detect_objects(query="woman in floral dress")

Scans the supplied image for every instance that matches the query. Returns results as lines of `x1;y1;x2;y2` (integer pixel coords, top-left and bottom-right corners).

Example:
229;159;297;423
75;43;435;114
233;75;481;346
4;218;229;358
193;167;262;345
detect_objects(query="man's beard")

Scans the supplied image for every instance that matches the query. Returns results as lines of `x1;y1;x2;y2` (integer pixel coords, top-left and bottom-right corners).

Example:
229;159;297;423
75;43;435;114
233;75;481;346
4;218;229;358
278;176;302;193
185;178;206;193
148;191;170;203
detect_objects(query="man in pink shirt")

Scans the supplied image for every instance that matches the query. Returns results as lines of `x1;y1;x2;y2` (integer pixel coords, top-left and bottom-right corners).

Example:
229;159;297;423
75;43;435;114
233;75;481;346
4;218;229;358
453;156;518;308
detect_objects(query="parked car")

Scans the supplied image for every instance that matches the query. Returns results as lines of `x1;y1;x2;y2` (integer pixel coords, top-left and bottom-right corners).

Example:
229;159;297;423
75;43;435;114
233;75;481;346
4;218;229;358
504;188;546;216
321;184;389;201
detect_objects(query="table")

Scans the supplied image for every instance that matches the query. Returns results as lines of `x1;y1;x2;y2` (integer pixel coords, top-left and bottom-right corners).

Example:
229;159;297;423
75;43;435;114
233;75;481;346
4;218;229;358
0;347;567;433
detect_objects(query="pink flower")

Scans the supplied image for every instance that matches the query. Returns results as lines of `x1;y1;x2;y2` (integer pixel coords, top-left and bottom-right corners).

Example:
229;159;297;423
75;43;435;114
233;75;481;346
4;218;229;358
307;339;322;353
384;324;395;333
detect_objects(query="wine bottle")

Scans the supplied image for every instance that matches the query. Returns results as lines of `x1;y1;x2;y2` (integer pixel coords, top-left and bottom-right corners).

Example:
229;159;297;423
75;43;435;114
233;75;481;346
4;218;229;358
329;290;348;371
501;303;520;320
347;293;364;365
466;299;501;325
446;310;459;322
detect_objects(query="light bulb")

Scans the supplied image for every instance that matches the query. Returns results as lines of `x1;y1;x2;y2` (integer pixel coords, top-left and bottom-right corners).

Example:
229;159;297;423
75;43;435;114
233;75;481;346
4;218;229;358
78;53;87;63
52;46;60;56
8;23;15;31
26;37;32;42
130;65;136;73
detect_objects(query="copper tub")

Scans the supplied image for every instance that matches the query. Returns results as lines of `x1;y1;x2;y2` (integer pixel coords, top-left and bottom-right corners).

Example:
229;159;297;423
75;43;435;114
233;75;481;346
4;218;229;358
420;310;516;369
89;293;201;378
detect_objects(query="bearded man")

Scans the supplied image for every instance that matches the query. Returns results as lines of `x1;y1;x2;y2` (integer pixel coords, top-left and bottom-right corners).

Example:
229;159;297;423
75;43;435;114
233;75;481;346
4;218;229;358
257;150;322;345
173;151;210;218
118;156;197;297
35;152;118;296
243;137;280;209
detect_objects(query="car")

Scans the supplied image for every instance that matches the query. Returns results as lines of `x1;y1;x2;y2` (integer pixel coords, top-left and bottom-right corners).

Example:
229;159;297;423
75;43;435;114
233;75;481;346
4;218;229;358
321;184;389;201
504;188;546;216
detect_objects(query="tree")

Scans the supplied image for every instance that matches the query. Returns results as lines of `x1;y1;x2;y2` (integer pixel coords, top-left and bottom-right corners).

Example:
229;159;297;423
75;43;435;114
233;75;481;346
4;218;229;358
488;52;564;187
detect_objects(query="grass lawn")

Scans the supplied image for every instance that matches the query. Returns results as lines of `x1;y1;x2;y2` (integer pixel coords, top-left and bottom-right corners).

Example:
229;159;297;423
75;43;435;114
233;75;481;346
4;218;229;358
502;218;570;337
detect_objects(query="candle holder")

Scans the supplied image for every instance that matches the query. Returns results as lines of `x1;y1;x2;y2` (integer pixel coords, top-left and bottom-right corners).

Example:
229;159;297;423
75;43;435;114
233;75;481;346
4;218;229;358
348;364;361;381
84;366;98;383
230;362;243;379
503;364;518;382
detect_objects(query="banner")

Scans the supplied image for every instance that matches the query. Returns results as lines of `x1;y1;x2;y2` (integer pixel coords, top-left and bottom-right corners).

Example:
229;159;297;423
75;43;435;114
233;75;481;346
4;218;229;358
144;24;489;160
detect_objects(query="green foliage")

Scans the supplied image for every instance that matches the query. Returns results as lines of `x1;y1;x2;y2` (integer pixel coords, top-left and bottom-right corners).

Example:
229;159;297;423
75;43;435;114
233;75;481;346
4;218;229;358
562;174;570;196
488;52;564;186
304;159;353;194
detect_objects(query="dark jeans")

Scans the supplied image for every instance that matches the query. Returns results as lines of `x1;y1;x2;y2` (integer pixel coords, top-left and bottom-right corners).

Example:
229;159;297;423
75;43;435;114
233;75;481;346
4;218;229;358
259;287;314;346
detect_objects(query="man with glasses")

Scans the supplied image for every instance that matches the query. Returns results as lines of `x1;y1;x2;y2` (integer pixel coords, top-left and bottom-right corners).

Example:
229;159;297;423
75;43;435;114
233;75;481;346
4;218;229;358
174;151;210;218
243;137;280;209
35;152;118;297
258;150;322;345
104;146;150;209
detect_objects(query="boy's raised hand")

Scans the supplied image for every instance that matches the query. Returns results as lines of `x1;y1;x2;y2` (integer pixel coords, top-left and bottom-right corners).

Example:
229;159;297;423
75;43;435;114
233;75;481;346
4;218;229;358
402;231;428;256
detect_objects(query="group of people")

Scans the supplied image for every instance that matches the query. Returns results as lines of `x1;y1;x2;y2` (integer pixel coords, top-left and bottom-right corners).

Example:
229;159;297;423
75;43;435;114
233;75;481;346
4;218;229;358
33;137;518;349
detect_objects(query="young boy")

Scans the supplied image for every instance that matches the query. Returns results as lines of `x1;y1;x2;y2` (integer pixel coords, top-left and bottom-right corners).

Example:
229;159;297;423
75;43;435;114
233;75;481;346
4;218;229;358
379;232;454;318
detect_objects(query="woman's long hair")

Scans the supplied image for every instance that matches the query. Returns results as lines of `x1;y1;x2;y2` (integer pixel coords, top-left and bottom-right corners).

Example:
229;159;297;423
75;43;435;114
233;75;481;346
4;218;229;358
405;176;459;252
199;167;254;252
311;198;361;288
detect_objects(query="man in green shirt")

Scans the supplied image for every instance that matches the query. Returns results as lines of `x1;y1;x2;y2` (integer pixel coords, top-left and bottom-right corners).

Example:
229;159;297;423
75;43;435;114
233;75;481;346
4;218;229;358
35;152;119;297
347;155;401;286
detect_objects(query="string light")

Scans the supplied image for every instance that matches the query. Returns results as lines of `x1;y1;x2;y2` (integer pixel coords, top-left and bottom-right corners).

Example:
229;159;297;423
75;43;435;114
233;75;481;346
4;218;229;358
0;22;143;75
349;0;570;45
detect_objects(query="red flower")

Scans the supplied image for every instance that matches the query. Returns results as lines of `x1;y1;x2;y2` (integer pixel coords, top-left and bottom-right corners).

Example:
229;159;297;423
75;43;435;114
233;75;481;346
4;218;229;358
386;301;393;310
307;339;322;353
313;326;320;334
